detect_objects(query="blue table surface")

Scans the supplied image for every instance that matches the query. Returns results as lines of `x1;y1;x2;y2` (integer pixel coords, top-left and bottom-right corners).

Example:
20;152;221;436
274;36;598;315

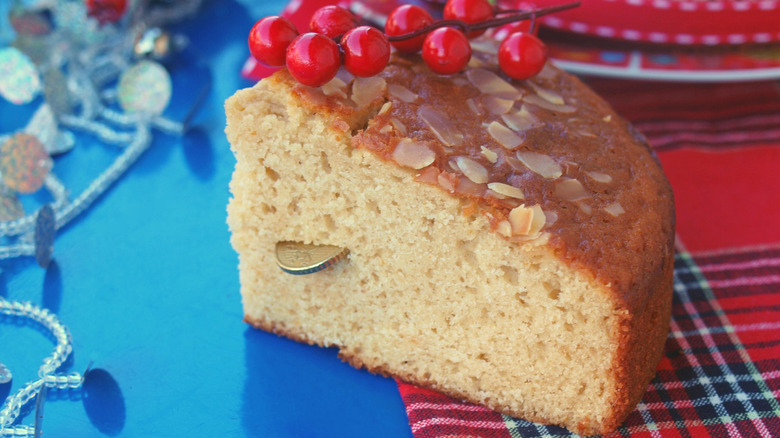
0;1;413;436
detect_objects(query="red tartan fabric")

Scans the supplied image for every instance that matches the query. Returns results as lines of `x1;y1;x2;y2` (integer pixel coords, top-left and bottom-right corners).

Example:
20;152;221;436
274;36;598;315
397;79;780;437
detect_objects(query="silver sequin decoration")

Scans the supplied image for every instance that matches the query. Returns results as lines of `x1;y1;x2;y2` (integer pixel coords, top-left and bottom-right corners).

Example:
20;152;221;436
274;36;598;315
0;47;41;104
118;60;172;116
0;362;12;384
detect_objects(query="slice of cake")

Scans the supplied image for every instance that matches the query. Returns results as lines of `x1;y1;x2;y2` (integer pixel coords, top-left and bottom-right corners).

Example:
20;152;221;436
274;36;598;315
226;40;675;435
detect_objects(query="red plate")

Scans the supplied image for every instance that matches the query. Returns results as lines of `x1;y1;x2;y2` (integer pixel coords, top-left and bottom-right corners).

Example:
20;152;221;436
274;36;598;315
532;0;780;45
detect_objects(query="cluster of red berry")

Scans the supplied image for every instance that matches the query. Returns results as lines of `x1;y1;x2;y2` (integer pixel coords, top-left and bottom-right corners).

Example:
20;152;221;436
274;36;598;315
248;0;579;87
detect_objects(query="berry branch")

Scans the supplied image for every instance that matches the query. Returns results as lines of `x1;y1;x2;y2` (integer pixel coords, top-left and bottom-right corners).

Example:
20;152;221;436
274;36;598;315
248;0;581;87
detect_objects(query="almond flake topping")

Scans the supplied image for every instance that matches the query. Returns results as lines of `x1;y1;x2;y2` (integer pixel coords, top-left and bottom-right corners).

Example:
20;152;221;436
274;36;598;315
536;63;557;80
496;220;512;237
487;182;524;199
378;101;392;115
480;146;498;163
387;83;418;103
528;81;565;105
390;117;408;135
502;105;539;132
516;151;562;179
466;68;522;100
321;77;348;99
488;121;524;149
508;204;546;236
483;95;515;115
523;94;576;113
555;178;589;201
509;205;533;235
467;98;481;115
392;139;435;169
456;156;489;184
351;76;386;108
419;105;463;146
585;170;613;183
604;202;625;217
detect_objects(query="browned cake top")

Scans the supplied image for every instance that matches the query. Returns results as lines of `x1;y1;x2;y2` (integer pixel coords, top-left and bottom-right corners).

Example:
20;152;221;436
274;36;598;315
275;39;675;309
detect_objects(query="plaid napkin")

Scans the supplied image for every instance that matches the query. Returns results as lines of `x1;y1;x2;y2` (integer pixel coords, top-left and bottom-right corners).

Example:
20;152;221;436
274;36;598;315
246;2;780;435
398;79;780;437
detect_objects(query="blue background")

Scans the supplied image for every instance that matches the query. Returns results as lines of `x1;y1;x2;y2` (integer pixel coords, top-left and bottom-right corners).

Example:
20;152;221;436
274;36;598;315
0;0;412;436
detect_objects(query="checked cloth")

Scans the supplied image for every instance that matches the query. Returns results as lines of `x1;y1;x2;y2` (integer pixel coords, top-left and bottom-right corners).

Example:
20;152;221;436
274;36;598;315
245;2;780;435
398;80;780;437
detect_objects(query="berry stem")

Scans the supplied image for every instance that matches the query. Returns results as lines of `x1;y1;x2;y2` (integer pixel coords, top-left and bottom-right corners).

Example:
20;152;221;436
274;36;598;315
386;1;580;42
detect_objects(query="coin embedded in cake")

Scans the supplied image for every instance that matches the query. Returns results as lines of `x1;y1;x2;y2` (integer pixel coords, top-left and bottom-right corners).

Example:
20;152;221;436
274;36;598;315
275;241;348;275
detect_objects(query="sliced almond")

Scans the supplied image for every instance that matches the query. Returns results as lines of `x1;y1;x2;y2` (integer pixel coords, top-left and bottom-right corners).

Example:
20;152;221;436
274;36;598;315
528;204;546;235
455;156;488;184
509;205;534;235
414;166;440;184
516;151;562;179
379;124;393;134
455;176;486;197
496;220;513;237
536;63;557;80
437;172;457;192
480;146;498;163
555;178;589;201
483;95;514;115
528;81;565;105
467;57;487;68
578;202;592;215
419;105;463;146
488;182;525;199
467;98;482;116
321;77;348;99
502;105;539;132
523;94;576;113
544;210;558;226
585;170;613;183
604;202;625;217
387;83;418;103
377;101;392;115
488;121;524;149
452;77;470;87
466;68;522;100
603;115;612;122
392;139;435;169
390;117;408;135
351;76;386;108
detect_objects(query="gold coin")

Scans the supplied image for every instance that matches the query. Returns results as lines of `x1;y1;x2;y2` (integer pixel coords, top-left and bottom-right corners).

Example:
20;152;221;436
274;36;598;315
275;241;349;275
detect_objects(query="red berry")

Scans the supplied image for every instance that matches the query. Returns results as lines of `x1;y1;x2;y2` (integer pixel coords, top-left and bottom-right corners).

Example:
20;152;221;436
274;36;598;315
310;6;358;38
443;0;494;38
385;5;434;53
86;0;127;24
341;26;391;77
249;16;299;67
286;33;342;87
422;27;471;75
498;32;547;80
